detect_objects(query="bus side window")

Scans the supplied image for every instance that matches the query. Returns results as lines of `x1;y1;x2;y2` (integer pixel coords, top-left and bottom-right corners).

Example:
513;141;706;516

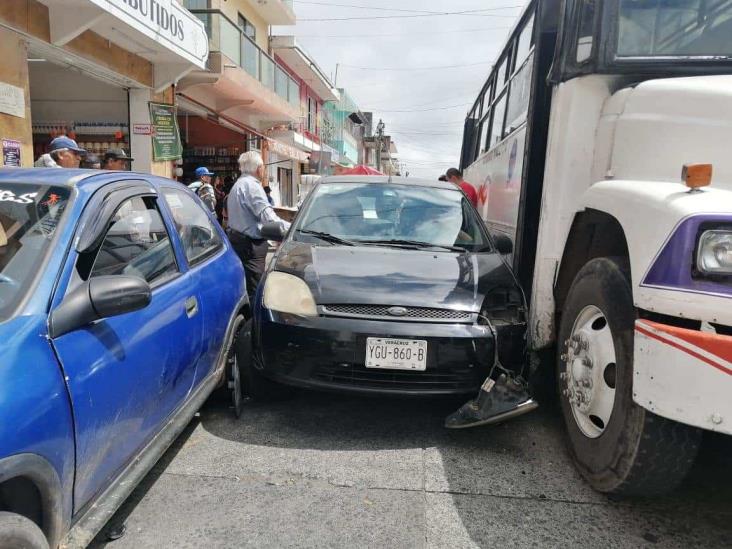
576;0;597;63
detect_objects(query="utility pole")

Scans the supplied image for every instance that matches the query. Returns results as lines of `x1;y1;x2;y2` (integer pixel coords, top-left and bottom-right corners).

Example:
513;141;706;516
376;119;385;173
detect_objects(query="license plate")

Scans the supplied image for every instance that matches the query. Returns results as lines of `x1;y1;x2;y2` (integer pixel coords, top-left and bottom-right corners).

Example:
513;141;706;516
365;338;428;371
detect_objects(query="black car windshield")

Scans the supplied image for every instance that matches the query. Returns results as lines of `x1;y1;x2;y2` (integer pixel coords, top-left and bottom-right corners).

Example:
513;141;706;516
0;184;71;320
617;0;732;58
296;183;489;252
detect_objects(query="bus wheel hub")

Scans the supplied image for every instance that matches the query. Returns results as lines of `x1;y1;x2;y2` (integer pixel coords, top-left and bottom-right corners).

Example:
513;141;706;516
562;305;617;438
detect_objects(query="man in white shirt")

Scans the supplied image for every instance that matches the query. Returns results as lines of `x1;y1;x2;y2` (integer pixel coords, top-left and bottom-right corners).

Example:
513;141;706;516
227;151;290;298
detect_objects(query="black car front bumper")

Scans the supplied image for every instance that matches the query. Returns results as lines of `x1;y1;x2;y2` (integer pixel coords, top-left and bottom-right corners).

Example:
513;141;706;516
254;310;522;396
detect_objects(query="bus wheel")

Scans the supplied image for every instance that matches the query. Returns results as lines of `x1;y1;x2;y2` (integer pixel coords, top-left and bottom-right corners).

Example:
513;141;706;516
557;257;701;496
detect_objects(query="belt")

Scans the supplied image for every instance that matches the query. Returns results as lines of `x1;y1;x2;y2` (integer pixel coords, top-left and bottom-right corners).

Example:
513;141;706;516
227;229;265;244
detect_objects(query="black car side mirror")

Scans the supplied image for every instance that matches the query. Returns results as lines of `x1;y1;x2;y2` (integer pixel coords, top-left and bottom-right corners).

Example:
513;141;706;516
261;222;286;241
49;275;152;338
493;234;513;255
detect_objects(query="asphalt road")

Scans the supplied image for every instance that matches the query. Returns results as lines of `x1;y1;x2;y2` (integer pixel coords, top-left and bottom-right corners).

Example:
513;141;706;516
90;391;732;549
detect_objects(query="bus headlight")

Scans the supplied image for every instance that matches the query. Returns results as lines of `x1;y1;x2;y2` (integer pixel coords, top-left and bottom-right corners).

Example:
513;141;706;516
264;271;318;316
696;230;732;275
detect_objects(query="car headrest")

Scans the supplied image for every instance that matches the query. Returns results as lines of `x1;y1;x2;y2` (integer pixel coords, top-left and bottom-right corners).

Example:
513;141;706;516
0;222;6;247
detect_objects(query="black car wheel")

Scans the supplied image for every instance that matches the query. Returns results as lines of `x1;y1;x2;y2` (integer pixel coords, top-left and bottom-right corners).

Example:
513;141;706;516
0;512;49;549
557;257;701;496
237;319;293;401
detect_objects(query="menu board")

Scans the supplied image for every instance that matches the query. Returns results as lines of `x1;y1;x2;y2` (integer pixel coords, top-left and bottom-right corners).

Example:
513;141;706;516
148;102;182;161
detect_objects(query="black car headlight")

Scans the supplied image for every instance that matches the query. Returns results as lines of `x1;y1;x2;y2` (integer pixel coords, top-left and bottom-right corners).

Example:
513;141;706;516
696;230;732;275
263;272;318;317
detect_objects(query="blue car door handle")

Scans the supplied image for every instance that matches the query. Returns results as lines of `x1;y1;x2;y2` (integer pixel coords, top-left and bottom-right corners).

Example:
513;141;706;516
185;296;199;318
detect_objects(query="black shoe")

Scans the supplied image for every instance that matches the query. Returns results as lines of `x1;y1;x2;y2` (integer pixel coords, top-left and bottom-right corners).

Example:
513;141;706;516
444;374;538;429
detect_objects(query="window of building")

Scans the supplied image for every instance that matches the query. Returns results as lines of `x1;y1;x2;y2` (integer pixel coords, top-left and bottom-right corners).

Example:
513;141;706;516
90;196;178;286
238;13;257;41
183;0;209;9
307;97;317;134
161;188;223;266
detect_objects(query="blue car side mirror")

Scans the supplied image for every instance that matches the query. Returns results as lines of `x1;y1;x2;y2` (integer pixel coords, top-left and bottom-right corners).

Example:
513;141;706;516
49;276;152;338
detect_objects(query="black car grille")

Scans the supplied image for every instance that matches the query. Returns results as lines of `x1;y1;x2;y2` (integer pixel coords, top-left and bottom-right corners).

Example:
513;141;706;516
322;304;473;323
313;364;480;392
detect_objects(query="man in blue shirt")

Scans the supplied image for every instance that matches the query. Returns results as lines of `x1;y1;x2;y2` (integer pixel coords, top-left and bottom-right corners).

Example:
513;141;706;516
227;151;290;297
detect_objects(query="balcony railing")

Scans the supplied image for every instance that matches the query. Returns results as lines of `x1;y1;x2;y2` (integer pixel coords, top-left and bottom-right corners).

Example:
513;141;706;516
191;9;300;108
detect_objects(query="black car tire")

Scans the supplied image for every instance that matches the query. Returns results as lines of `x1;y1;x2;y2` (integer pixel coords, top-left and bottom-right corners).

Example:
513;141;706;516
237;319;293;401
557;257;701;496
0;512;49;549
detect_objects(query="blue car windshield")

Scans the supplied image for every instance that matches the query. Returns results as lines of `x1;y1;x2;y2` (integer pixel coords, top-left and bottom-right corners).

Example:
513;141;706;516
296;183;489;252
0;184;70;320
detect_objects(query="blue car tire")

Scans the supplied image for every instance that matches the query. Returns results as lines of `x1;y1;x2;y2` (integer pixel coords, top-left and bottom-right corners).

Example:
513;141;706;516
237;320;293;402
0;512;49;549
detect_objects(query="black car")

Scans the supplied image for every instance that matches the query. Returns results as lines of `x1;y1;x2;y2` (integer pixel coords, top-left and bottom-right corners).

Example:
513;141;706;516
243;176;527;397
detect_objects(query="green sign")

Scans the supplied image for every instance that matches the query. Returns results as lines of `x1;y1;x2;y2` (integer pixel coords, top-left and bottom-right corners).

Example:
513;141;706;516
149;102;182;161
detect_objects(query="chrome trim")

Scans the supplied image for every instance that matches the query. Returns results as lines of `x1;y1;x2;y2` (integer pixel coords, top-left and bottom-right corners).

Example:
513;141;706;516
319;305;476;324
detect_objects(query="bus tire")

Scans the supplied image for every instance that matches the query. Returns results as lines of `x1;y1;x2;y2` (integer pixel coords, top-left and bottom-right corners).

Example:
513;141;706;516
557;257;701;496
0;512;49;549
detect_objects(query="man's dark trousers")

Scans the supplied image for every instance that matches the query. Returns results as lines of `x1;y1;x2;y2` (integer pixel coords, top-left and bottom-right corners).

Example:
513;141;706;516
228;230;268;298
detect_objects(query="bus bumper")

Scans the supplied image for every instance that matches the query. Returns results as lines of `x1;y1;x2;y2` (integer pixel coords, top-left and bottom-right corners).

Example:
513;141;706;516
634;319;732;435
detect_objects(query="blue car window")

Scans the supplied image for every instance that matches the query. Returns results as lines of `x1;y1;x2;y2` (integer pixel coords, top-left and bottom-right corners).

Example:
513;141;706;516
90;196;178;286
161;188;223;266
0;184;70;320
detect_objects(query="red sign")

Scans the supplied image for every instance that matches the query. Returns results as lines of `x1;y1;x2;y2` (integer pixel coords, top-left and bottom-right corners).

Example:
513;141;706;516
133;124;154;135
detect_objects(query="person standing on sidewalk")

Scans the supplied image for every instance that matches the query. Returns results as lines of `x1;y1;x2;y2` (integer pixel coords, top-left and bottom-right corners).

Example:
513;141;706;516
102;148;133;170
189;167;217;213
446;167;478;208
45;136;87;168
227;151;290;298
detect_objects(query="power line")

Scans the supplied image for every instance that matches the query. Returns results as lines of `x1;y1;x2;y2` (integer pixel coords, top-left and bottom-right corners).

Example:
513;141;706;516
299;8;522;21
339;61;491;71
295;26;511;38
368;103;471;113
296;2;523;15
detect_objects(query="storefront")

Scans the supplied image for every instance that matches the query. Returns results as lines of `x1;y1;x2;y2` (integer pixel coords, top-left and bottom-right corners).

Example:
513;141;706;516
0;0;208;174
265;137;309;207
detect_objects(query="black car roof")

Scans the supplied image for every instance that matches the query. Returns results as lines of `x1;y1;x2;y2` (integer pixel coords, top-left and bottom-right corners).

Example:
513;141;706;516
319;176;460;191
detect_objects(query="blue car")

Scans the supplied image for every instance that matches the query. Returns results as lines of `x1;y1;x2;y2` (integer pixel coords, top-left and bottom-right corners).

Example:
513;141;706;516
0;169;248;548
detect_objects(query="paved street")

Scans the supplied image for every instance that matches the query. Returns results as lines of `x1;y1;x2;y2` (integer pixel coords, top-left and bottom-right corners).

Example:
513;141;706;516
91;392;732;549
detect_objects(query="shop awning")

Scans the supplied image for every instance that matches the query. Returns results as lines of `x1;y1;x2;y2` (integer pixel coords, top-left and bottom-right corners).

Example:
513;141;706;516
37;0;209;90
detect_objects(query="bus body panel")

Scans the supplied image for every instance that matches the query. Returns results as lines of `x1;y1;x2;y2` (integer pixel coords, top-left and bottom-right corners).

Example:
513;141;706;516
464;127;527;255
528;75;618;348
635;319;732;435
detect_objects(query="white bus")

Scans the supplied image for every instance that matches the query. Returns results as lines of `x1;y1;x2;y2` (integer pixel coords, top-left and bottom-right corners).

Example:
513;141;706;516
461;0;732;495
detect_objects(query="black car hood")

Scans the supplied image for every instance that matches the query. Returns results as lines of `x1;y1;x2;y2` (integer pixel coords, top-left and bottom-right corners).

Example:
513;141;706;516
273;241;521;313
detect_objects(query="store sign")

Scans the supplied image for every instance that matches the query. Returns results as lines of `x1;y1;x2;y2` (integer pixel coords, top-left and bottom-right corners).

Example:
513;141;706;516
87;0;209;67
149;102;182;161
267;138;309;163
0;83;26;119
2;140;21;167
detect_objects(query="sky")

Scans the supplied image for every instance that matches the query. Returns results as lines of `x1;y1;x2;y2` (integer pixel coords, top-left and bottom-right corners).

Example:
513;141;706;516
274;1;528;179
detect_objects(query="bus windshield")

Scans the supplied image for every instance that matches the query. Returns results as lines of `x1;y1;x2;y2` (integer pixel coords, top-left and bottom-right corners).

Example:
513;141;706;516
617;0;732;58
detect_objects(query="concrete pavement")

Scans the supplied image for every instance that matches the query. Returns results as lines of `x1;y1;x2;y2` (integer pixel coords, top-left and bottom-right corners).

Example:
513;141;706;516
90;393;732;548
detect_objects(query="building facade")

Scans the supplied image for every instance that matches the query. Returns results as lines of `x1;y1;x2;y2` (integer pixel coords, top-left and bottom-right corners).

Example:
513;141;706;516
177;0;307;193
0;0;209;176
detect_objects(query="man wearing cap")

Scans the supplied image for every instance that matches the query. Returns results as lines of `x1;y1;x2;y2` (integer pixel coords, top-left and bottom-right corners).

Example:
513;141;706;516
46;136;86;168
188;167;217;213
102;148;134;171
